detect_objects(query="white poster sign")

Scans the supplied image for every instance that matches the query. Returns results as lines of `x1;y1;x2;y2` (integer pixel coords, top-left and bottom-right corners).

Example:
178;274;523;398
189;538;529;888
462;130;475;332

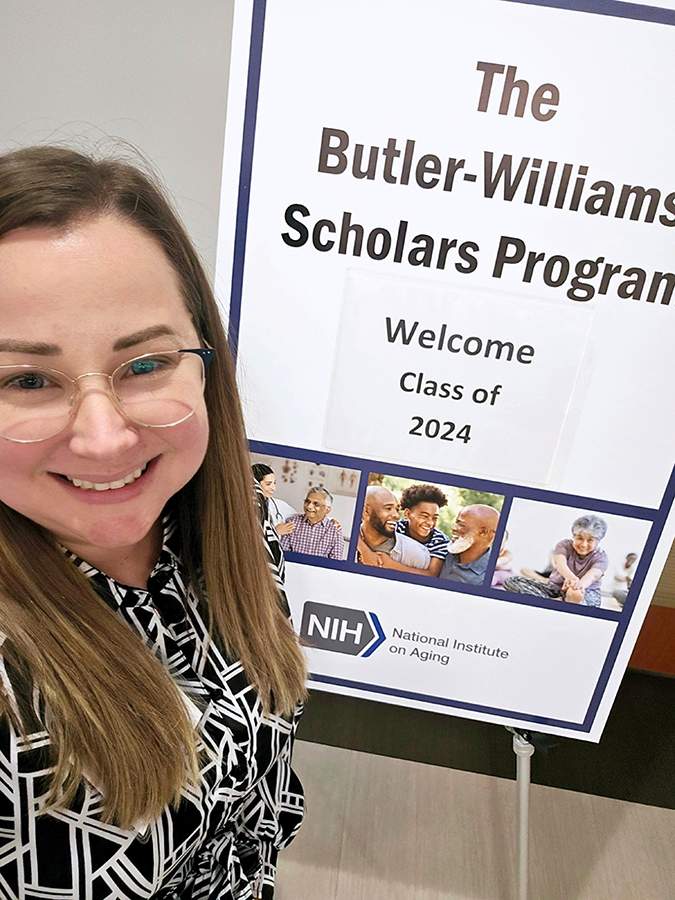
217;0;675;740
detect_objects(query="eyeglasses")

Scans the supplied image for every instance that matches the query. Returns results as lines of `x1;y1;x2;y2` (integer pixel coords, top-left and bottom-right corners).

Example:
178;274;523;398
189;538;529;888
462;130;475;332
0;348;214;443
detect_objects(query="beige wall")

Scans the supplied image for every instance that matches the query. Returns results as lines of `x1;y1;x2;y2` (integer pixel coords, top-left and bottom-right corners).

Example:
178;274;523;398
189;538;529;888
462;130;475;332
654;542;675;608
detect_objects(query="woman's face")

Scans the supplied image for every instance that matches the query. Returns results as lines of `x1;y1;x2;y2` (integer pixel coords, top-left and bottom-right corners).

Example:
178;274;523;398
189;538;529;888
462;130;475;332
572;530;598;557
259;473;276;498
0;214;209;557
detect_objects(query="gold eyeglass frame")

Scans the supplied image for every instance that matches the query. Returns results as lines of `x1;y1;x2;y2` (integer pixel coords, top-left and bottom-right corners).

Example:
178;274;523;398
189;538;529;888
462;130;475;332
0;348;215;444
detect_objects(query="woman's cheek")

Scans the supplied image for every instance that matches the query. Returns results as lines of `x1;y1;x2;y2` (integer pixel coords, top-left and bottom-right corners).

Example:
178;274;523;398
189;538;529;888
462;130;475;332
0;442;46;508
164;408;210;468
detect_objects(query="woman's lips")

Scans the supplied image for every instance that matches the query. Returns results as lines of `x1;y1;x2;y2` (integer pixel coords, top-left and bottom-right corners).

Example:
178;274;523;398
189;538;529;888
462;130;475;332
49;456;159;504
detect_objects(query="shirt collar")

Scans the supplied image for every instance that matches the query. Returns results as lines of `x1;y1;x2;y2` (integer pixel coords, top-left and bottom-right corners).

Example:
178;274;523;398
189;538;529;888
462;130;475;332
302;515;330;528
59;511;182;604
455;548;490;573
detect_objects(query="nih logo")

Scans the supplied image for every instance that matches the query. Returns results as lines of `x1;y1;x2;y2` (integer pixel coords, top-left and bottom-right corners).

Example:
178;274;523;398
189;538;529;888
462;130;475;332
300;602;386;657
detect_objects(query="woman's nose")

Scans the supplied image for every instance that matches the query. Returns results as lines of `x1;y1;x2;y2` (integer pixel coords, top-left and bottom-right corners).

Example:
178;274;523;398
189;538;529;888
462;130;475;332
67;387;139;457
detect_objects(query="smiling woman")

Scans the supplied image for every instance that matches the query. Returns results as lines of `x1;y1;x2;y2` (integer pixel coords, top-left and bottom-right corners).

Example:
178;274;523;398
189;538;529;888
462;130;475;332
0;147;306;900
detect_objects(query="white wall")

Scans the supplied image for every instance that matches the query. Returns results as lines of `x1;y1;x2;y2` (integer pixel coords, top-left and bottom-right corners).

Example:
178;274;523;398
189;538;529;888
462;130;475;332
0;0;234;281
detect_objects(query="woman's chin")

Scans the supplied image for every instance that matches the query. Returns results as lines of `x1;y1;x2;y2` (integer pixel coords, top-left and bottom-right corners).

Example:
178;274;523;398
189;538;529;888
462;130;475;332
61;512;160;552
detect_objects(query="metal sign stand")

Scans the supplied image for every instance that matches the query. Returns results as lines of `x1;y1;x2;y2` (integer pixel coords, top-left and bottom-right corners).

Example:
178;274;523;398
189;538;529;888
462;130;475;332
506;728;535;900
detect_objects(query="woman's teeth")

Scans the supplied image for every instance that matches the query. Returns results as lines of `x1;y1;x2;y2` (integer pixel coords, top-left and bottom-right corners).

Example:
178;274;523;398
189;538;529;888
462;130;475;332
64;462;149;491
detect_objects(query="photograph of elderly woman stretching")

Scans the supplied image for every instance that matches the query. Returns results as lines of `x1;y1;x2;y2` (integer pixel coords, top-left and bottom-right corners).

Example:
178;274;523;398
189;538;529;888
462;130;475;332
504;514;609;607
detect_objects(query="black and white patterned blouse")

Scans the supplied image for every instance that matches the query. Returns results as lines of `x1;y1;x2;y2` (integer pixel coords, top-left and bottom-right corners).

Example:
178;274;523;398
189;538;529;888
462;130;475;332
0;514;304;899
253;482;287;613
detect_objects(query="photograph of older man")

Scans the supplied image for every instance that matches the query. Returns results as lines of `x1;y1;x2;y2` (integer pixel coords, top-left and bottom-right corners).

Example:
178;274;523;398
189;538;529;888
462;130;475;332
357;486;430;570
439;505;500;585
280;488;345;559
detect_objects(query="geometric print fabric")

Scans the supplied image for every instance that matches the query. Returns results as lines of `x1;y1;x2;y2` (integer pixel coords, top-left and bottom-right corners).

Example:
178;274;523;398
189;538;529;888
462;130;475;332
0;513;304;899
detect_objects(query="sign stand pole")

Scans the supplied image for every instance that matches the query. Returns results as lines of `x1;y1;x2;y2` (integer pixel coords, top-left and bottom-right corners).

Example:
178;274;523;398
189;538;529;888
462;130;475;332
506;727;535;900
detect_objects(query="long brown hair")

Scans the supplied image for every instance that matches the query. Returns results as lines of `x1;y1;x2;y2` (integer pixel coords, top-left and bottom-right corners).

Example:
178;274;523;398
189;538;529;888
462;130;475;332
0;146;306;827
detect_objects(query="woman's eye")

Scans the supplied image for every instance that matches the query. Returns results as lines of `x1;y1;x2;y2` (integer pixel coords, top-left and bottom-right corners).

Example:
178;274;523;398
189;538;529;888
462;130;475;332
126;357;170;376
131;359;159;375
2;372;50;390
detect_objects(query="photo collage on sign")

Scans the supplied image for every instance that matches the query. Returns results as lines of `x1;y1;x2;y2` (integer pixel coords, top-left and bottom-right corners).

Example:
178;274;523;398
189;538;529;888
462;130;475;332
251;452;652;616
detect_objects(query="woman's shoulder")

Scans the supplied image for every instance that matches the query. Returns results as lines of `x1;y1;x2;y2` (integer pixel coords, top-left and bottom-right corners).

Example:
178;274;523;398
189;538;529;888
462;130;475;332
0;639;16;716
0;657;52;809
0;645;46;739
0;649;22;753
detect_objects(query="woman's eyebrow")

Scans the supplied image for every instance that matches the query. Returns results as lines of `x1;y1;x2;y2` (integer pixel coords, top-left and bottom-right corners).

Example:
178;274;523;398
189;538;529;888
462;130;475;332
0;325;178;356
112;325;178;351
0;339;60;355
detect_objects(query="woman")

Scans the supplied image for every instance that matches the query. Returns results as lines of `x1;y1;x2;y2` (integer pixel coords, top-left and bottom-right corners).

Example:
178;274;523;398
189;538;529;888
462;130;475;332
251;464;296;536
612;551;638;607
250;467;290;618
504;514;608;607
0;147;306;899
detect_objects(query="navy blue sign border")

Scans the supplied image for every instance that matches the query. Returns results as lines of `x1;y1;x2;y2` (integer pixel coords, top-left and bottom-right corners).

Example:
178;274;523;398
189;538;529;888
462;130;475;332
227;0;675;733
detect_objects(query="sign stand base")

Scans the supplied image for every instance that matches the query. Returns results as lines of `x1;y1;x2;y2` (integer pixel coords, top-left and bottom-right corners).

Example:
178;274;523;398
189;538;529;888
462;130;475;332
506;727;535;900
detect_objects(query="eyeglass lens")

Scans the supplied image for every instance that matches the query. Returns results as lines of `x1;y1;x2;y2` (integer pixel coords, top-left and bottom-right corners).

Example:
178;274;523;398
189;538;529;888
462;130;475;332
0;352;205;441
